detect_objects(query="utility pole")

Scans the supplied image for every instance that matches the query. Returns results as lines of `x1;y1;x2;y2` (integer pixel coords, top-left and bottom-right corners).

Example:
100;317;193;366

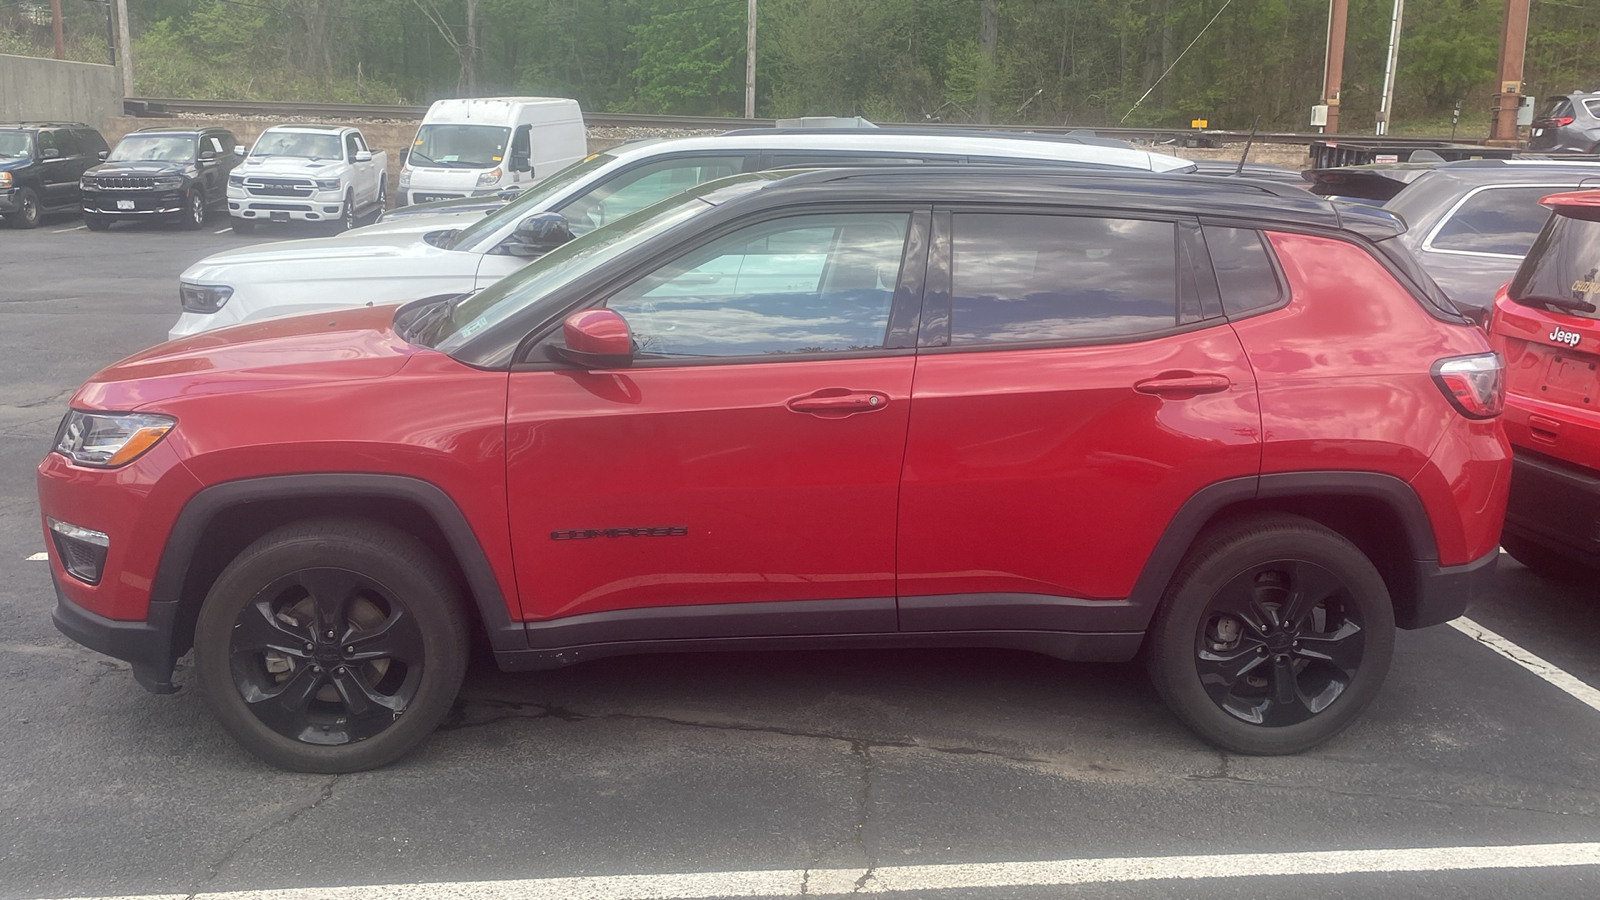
115;0;133;95
1490;0;1531;143
1319;0;1348;133
50;0;65;59
745;0;757;119
1375;0;1404;135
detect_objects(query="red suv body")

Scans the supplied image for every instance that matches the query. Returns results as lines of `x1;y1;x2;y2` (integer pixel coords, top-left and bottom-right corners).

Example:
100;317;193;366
39;168;1509;771
1488;190;1600;572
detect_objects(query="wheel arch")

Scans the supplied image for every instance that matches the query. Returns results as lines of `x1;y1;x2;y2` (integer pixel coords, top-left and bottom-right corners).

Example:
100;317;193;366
152;474;522;662
1129;472;1443;632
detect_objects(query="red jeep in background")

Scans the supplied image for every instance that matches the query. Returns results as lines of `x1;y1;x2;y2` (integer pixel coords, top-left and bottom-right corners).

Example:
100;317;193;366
1489;190;1600;575
38;168;1509;772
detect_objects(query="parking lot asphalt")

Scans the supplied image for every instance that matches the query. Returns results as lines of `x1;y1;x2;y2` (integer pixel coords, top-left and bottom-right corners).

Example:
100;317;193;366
1;216;1598;900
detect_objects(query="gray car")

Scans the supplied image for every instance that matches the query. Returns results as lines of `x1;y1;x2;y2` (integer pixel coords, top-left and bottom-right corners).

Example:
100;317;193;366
1529;92;1600;153
1305;158;1600;321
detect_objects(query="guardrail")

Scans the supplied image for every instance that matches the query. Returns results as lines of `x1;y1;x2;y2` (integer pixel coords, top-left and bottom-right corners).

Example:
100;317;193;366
123;97;1487;149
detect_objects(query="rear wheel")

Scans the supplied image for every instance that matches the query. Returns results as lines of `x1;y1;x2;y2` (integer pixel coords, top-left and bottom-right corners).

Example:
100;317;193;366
230;216;254;234
193;519;469;772
1146;515;1395;755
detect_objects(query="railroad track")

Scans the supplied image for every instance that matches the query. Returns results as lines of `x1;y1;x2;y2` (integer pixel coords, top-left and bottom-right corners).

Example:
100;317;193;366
123;97;1486;147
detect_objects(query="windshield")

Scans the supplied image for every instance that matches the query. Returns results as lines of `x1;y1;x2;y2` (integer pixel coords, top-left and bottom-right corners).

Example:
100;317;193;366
0;131;32;159
445;152;616;251
108;135;194;163
409;124;510;169
1510;211;1600;320
428;176;774;353
251;131;342;160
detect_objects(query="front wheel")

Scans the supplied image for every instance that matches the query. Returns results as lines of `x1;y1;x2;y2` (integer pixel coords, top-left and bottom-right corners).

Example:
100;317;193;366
332;190;356;233
83;213;111;231
1146;514;1395;755
193;519;470;772
183;189;206;230
230;216;254;234
6;187;41;228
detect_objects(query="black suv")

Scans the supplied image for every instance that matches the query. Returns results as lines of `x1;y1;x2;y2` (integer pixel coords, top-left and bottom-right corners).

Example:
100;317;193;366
81;127;240;230
0;122;109;229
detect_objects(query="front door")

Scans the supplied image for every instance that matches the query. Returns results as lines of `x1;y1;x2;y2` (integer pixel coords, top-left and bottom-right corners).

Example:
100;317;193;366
504;208;926;633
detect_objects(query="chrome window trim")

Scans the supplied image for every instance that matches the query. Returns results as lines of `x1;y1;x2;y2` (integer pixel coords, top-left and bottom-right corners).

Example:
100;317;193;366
1421;182;1582;260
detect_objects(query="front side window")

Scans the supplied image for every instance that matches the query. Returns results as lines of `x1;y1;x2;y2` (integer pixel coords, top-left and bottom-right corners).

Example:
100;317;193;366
446;152;616;251
606;212;910;359
949;213;1179;345
1429;186;1575;257
36;131;58;156
557;157;740;234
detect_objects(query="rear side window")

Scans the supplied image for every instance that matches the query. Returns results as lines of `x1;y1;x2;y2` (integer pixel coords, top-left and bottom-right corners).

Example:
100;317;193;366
77;129;107;155
1429;186;1573;256
1203;226;1283;316
949;213;1179;344
1509;212;1600;322
1587;99;1600;119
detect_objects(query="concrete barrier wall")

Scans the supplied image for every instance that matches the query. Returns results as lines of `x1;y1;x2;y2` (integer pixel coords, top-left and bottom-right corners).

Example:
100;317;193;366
0;54;120;126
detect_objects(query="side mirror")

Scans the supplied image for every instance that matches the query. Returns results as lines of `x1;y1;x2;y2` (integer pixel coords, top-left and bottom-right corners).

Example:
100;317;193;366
42;148;60;159
511;154;532;173
353;149;373;163
504;212;574;258
399;147;409;165
233;144;247;157
199;149;216;160
551;309;634;368
97;150;108;161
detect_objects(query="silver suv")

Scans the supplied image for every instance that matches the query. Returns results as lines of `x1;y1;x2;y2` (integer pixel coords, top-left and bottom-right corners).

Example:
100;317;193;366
1529;92;1600;153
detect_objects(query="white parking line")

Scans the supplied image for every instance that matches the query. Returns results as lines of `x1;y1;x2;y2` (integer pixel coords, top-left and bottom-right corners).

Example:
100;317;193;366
214;227;232;234
25;552;48;561
1451;616;1600;714
52;225;86;233
24;842;1600;899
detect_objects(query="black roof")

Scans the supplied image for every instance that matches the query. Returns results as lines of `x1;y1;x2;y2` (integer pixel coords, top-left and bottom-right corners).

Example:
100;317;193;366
732;166;1406;239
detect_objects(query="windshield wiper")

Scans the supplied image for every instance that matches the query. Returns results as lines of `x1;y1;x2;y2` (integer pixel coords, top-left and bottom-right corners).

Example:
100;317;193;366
1519;295;1598;314
398;296;458;345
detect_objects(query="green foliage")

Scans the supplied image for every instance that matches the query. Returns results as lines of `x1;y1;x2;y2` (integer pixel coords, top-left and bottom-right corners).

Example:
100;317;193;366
11;0;1600;134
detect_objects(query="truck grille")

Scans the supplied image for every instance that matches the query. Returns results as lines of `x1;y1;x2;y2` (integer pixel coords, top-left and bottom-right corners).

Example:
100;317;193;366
246;177;315;197
95;176;157;190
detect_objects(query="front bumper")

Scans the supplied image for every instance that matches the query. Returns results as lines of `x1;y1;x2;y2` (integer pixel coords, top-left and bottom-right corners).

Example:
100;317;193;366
0;187;20;214
51;577;180;692
1503;449;1600;564
83;189;187;217
229;192;346;223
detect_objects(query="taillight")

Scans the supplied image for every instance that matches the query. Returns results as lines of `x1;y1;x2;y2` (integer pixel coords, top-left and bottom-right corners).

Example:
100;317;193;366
1431;353;1504;419
1535;116;1575;128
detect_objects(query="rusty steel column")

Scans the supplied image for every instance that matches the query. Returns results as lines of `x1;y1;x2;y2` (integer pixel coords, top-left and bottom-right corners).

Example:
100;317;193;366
1321;0;1349;134
50;0;65;60
1491;0;1531;142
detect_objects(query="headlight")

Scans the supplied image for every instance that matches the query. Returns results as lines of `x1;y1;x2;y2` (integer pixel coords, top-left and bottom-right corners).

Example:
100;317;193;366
179;282;233;313
315;178;342;191
80;174;98;189
54;410;175;468
153;175;184;189
1;172;13;188
476;168;502;187
398;168;411;187
227;174;243;187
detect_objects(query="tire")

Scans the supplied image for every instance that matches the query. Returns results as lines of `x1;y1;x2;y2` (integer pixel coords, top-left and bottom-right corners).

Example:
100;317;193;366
6;187;41;228
83;213;111;231
183;189;206;230
333;190;356;233
1501;532;1592;583
1146;514;1395;755
230;216;254;234
369;178;386;224
192;519;470;773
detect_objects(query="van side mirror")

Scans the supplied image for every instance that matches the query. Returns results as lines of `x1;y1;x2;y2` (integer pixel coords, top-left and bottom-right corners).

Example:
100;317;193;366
504;212;574;258
399;147;409;165
511;154;532;173
549;309;634;368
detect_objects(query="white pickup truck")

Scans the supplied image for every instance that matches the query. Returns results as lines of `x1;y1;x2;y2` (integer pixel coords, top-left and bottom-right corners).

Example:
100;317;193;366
226;125;387;233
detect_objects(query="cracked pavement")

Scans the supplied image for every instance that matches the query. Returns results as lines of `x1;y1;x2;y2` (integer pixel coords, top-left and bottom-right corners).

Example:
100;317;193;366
3;221;1600;900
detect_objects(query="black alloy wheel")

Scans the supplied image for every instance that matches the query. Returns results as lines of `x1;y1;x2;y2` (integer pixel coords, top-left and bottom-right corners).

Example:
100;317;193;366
194;519;468;772
1147;515;1395;755
184;189;206;229
7;188;41;228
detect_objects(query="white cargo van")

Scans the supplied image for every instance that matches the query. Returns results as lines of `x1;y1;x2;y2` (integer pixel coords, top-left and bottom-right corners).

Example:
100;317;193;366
397;97;585;207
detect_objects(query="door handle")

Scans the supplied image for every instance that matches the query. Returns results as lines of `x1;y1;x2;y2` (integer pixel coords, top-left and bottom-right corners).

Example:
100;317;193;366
1134;372;1232;396
787;389;890;416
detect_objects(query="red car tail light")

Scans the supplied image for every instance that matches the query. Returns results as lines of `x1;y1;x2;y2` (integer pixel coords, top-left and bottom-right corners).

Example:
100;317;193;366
1534;116;1575;128
1431;353;1504;419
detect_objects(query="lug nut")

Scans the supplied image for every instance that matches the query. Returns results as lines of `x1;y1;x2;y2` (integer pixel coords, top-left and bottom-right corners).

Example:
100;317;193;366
345;646;354;654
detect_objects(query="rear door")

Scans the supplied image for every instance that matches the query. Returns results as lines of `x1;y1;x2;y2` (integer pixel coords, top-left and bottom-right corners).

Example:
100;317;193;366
896;208;1260;628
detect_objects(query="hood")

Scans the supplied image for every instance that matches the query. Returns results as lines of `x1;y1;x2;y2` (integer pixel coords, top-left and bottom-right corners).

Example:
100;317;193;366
241;155;345;175
72;304;415;411
184;228;437;274
346;213;481;236
0;156;32;173
86;160;189;177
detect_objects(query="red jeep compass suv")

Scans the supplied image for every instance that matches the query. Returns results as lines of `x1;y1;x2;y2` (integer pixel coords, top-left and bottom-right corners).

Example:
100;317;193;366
39;168;1509;771
1488;190;1600;574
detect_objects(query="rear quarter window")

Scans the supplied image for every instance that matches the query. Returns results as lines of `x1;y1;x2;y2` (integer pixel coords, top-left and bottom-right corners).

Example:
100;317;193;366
1202;226;1283;316
1428;185;1573;257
